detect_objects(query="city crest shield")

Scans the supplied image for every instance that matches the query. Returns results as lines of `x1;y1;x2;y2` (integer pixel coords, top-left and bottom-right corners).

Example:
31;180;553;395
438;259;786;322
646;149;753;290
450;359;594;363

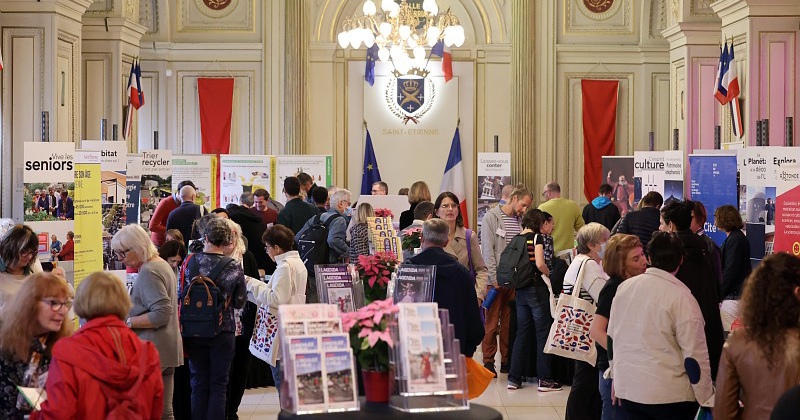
396;77;425;114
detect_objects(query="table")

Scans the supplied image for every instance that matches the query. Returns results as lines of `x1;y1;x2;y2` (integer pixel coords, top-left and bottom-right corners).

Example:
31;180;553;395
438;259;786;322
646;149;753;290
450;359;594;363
278;400;502;420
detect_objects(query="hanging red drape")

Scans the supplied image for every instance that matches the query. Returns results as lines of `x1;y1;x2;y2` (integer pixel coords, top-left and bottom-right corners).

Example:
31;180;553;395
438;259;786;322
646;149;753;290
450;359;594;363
198;78;234;154
581;80;619;202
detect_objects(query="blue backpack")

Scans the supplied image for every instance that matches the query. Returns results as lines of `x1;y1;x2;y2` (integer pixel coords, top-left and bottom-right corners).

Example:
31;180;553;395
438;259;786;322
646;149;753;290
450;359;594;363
179;254;235;338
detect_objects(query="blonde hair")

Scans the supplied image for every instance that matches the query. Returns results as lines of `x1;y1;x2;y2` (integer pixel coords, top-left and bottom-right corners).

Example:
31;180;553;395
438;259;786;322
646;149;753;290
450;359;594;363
509;183;532;200
353;202;375;224
111;224;158;261
408;181;432;205
0;273;73;360
224;218;246;262
575;223;610;255
74;271;132;321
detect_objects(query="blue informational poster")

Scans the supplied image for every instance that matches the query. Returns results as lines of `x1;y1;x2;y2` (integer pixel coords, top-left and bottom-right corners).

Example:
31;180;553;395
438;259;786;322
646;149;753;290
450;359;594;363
126;155;142;225
689;154;739;246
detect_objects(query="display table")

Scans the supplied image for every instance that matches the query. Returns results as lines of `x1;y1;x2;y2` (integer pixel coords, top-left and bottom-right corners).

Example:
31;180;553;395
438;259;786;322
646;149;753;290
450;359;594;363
278;400;502;420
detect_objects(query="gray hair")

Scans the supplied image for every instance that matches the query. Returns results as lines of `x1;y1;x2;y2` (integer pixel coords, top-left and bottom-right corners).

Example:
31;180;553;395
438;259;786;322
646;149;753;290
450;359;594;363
223;218;246;262
330;189;352;210
205;217;234;247
575;222;610;255
111;224;159;261
179;185;196;201
422;219;449;247
544;182;561;193
240;192;254;207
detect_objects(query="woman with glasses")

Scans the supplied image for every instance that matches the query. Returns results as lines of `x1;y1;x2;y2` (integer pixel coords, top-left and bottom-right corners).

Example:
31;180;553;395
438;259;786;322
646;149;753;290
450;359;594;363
0;273;73;419
0;225;41;308
433;192;488;301
32;272;164;419
112;224;182;419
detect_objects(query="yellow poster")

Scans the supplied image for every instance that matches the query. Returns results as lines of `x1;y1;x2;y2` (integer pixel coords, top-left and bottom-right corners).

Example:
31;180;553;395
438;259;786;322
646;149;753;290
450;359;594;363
73;152;103;288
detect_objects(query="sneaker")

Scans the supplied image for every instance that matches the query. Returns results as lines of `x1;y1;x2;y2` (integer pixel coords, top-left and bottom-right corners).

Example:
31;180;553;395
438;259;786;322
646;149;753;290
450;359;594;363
537;380;562;392
500;363;510;374
507;379;521;390
484;363;497;378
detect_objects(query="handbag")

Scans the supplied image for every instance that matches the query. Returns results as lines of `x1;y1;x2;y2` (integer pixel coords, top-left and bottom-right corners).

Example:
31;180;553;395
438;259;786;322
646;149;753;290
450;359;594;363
248;260;302;365
465;357;494;399
543;258;598;365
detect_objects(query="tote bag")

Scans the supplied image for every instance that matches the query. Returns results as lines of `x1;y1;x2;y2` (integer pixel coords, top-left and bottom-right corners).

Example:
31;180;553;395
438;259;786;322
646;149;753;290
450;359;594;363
543;258;597;365
249;264;304;365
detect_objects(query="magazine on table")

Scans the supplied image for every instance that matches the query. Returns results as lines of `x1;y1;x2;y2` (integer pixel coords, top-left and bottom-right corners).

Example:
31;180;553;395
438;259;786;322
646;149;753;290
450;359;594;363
397;303;447;393
315;265;359;313
392;264;436;303
293;352;327;411
324;350;359;410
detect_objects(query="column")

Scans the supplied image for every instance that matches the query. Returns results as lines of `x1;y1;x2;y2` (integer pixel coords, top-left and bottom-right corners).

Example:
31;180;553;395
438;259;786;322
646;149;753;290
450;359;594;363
284;0;308;155
510;0;537;191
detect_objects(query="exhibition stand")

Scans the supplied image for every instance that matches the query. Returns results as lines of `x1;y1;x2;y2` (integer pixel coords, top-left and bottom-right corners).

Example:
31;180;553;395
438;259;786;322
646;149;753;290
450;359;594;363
277;400;502;420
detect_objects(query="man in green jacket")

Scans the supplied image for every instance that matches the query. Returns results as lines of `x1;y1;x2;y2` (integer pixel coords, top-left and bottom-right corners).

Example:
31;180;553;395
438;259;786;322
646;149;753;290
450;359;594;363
539;182;585;255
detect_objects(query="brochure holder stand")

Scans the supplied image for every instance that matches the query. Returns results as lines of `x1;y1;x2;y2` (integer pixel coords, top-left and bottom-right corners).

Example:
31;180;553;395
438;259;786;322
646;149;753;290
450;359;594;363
388;307;469;413
386;264;436;304
315;264;364;312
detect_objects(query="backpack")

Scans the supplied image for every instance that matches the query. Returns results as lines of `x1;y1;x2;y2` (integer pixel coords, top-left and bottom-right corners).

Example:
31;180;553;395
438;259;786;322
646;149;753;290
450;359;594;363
497;234;537;290
179;254;235;338
297;213;342;274
98;340;152;419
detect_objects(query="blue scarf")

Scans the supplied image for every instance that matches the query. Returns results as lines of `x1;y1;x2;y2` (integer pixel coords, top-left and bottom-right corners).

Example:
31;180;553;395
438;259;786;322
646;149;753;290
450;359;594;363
592;196;612;209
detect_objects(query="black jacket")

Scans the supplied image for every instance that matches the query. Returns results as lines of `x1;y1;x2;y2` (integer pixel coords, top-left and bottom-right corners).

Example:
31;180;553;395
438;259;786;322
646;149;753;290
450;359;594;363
407;247;484;357
675;229;724;380
720;229;751;300
277;197;319;234
615;206;661;250
582;202;621;232
227;204;276;274
166;201;203;248
399;202;418;231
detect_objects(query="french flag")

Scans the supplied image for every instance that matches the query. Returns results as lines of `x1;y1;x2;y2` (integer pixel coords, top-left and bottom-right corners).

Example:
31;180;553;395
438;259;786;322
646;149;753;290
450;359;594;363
725;43;743;137
440;128;469;228
123;58;145;140
713;43;729;105
431;40;453;82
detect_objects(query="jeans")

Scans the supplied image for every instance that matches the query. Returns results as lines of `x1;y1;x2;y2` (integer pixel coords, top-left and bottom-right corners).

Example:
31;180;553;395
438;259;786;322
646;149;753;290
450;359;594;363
620;400;698;420
598;370;620;420
226;333;252;417
508;286;553;385
162;367;175;420
173;359;192;420
186;333;236;420
271;361;283;398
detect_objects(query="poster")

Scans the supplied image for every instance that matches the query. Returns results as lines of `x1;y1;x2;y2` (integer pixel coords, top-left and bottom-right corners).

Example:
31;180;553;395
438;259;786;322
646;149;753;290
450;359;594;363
773;157;800;255
476;153;511;230
274;156;333;204
172;155;216;212
601;156;635;215
139;150;173;230
219;155;272;208
82;141;128;271
663;150;684;206
23;142;76;267
126;154;142;225
634;151;666;203
73;150;103;286
689;154;738;246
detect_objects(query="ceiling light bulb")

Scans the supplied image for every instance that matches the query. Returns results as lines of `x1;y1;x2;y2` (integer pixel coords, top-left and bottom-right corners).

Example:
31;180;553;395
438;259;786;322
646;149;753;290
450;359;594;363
390;45;403;60
379;22;392;38
454;26;465;47
350;28;363;48
407;37;417;49
399;25;411;40
364;30;375;48
443;25;455;47
422;0;438;15
381;0;394;11
337;31;350;49
378;47;390;62
413;46;426;61
363;0;377;16
426;26;441;45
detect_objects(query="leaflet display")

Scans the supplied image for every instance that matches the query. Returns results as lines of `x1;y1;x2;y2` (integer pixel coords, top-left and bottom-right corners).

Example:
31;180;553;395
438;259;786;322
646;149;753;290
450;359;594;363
390;264;436;304
315;264;363;313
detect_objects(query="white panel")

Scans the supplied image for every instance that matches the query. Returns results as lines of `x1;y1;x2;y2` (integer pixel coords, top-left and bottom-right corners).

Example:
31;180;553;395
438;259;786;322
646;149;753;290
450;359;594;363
10;36;37;221
138;76;155;150
84;60;107;140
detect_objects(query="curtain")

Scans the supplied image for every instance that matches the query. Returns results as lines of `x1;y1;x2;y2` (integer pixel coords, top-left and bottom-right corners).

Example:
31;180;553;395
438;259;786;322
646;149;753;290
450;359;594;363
581;80;619;202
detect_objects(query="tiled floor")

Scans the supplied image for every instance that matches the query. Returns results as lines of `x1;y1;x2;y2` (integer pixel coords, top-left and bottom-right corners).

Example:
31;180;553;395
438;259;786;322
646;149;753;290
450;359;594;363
238;352;569;420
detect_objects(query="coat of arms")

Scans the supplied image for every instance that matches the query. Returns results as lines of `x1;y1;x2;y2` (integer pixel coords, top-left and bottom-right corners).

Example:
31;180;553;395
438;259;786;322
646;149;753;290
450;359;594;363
385;77;436;124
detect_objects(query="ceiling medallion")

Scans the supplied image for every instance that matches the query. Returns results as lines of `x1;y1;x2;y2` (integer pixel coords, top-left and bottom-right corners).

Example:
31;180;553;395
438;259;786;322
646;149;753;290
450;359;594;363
578;0;621;21
195;0;237;18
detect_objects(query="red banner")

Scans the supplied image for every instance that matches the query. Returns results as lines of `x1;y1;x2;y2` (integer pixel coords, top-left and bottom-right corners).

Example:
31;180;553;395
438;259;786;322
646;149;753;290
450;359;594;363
581;80;619;202
198;78;234;154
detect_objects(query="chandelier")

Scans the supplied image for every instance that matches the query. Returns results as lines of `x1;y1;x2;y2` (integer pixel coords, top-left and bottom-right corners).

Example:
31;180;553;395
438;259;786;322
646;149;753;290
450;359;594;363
336;0;465;78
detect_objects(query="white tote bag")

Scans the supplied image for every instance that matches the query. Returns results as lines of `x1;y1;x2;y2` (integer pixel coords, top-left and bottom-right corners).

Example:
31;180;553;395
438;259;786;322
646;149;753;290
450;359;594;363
543;259;598;365
248;264;304;365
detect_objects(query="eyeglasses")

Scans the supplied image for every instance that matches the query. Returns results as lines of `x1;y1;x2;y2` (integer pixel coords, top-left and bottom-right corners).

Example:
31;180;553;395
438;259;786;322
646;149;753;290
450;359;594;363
439;203;458;209
541;191;549;197
115;248;131;260
41;298;72;312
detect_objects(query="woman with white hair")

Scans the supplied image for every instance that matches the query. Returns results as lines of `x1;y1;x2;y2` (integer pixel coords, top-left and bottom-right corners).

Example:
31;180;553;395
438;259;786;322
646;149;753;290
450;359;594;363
563;222;610;420
111;224;182;419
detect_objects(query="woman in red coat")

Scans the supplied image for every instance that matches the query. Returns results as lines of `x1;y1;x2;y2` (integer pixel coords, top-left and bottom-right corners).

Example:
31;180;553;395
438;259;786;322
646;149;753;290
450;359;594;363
32;272;163;420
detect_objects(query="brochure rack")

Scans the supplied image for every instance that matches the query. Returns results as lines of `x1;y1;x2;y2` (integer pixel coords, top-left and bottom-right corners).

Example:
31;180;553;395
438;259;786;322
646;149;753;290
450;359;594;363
388;305;469;413
315;264;364;312
386;264;436;304
277;304;360;415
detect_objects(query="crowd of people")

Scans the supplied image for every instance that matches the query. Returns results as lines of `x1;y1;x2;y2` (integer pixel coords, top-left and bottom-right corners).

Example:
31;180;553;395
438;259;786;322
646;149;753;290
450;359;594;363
0;174;798;420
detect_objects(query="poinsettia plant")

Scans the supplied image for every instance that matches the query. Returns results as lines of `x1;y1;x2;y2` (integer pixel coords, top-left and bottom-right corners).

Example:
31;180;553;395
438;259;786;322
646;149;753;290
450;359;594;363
341;298;398;372
401;226;422;251
355;253;399;303
374;208;394;219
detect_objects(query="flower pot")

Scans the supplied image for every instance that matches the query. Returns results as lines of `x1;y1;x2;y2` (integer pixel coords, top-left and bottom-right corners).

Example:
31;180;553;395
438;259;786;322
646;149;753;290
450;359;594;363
361;370;390;403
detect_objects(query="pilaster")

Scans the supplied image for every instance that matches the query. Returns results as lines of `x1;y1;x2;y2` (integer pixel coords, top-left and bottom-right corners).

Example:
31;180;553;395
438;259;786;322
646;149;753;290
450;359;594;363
510;0;539;195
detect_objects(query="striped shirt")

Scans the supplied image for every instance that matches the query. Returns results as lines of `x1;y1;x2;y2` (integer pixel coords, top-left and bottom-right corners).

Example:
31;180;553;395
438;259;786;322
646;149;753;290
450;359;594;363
526;233;554;274
502;212;521;245
563;254;609;304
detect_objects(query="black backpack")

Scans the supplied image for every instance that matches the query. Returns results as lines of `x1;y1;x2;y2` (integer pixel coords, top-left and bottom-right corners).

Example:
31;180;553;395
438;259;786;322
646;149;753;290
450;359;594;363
297;213;342;274
179;254;235;338
497;234;537;290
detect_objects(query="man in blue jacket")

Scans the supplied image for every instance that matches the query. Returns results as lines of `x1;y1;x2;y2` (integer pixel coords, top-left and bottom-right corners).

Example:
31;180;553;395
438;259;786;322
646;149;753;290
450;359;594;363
407;219;485;357
582;183;621;231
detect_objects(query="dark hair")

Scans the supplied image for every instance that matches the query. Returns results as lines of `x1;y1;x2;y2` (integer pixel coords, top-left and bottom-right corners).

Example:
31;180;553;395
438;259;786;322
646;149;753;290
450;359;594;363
284;176;301;196
741;252;800;368
312;186;328;205
413;201;435;220
205;218;233;247
641;191;664;208
158;240;187;261
714;204;744;231
0;225;39;271
166;229;184;244
262;224;296;252
660;200;694;231
646;231;684;272
398;188;409;195
177;180;196;191
598;183;612;195
521;208;552;234
253;188;270;200
193;213;219;240
692;201;708;225
297;172;313;186
211;208;229;216
240;192;254;207
372;181;388;194
433;192;464;228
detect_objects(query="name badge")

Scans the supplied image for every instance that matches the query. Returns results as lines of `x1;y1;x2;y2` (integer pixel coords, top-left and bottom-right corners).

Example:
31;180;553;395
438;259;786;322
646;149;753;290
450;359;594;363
496;228;505;237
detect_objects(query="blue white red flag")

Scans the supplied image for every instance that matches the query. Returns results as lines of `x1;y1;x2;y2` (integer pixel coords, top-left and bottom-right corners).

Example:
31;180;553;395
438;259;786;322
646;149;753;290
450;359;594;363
440;128;469;228
431;40;453;82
